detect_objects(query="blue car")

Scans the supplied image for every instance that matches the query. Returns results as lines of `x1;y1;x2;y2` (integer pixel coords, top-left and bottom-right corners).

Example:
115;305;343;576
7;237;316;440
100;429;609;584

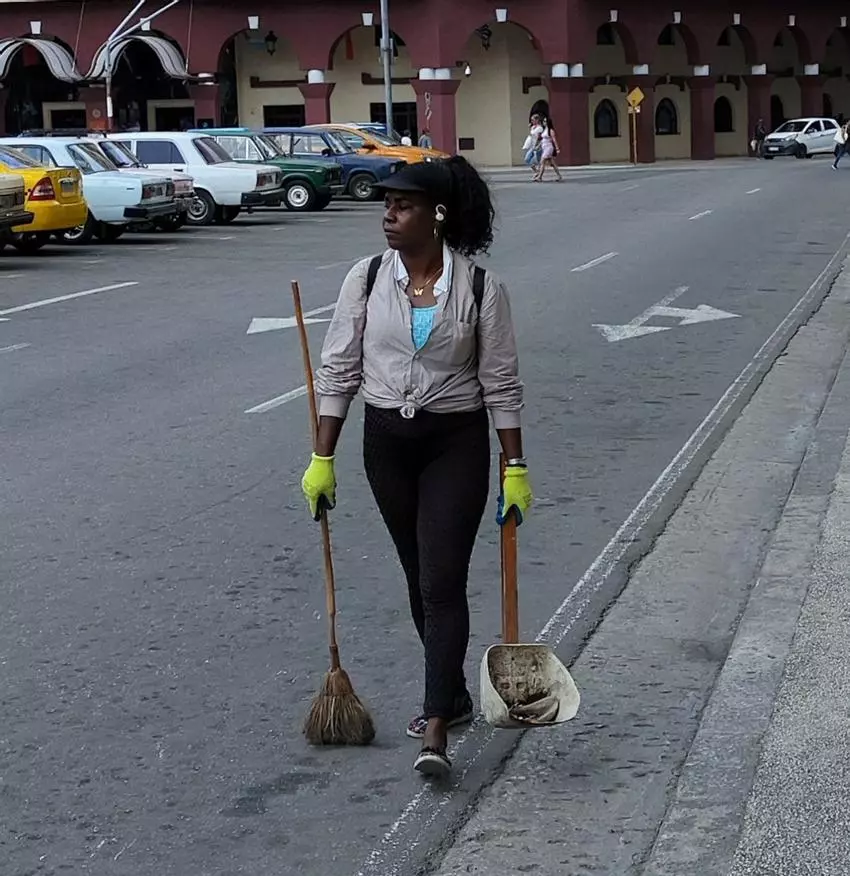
262;127;405;202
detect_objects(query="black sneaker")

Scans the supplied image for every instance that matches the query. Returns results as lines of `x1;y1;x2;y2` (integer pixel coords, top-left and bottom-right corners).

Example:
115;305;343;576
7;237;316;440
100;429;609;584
406;691;474;739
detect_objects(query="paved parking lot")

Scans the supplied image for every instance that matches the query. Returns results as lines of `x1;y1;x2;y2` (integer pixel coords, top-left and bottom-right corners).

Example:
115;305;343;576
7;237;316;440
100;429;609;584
4;158;850;876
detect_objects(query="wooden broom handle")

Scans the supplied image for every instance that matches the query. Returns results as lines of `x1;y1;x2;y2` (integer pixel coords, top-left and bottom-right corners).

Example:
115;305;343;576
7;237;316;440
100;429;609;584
500;454;519;644
292;280;340;670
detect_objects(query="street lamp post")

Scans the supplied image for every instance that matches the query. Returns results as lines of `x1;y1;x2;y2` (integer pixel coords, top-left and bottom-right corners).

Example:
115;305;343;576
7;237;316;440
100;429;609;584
379;0;393;138
104;0;182;131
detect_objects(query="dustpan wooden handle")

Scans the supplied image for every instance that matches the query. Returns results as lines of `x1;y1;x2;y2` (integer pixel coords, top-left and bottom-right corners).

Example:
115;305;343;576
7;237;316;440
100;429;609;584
500;454;519;645
292;279;341;672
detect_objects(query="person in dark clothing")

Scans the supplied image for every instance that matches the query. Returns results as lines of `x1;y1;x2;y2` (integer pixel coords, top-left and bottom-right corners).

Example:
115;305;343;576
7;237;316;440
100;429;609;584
753;119;767;158
301;158;533;777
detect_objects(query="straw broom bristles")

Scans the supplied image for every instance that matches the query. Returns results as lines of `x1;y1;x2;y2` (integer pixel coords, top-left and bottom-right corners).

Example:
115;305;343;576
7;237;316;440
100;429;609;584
303;663;376;746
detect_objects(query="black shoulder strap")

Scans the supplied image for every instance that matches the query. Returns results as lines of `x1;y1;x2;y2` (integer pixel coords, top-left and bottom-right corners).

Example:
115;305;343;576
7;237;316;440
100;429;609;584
472;265;486;313
365;255;382;299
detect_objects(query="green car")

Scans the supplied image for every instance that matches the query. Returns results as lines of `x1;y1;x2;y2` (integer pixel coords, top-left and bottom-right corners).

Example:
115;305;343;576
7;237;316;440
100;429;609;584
193;127;344;212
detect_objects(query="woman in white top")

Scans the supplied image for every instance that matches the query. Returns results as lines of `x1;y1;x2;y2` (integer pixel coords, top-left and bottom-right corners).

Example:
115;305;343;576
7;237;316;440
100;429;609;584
524;114;544;177
533;117;563;182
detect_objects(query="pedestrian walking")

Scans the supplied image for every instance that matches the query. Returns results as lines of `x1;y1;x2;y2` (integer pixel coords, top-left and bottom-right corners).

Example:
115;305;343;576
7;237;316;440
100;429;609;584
300;157;533;778
752;118;767;158
833;121;849;169
418;128;433;149
533;117;563;182
523;114;544;177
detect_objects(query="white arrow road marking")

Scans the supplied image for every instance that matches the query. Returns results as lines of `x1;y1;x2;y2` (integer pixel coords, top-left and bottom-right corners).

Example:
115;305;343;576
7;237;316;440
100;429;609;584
571;251;618;272
594;286;688;342
246;301;337;334
746;188;761;195
649;304;740;325
247;316;331;334
688;210;713;221
245;385;307;414
0;282;139;317
0;343;30;354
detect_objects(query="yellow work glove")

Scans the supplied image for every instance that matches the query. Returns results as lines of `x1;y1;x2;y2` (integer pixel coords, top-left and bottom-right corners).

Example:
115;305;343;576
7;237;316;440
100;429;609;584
497;465;533;526
301;453;336;521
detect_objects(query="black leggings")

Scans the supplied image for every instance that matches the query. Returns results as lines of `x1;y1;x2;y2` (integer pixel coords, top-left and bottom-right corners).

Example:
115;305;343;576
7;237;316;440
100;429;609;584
363;404;490;719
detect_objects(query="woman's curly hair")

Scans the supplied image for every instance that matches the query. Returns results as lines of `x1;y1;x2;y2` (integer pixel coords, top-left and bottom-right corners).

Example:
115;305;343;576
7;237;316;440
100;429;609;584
439;156;495;257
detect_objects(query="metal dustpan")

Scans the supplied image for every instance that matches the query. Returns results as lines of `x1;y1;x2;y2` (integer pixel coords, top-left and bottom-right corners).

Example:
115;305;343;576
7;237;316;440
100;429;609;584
480;457;580;730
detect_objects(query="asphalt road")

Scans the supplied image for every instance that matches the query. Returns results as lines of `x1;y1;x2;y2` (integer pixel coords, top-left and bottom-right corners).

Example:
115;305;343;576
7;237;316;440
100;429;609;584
2;157;848;876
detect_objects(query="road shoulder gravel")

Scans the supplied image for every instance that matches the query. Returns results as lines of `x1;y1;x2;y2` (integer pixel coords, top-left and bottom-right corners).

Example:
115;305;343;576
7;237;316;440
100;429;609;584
429;263;850;876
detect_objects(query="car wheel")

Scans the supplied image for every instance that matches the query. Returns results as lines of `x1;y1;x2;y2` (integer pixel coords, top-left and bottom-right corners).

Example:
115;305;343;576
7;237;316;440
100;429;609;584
763;155;774;160
11;232;49;254
284;181;316;212
219;206;241;223
795;144;808;159
186;189;216;226
348;173;376;202
155;214;185;232
61;213;97;245
312;193;332;211
97;224;125;243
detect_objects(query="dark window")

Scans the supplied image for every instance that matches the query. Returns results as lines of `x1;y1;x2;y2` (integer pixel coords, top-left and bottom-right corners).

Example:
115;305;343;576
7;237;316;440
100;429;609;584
773;30;784;47
717;27;731;46
596;24;616;46
658;25;676;46
655;98;679;135
458;137;475;151
136;140;184;163
263;104;306;127
594;99;619;138
714;96;734;133
771;95;785;130
824;94;834;119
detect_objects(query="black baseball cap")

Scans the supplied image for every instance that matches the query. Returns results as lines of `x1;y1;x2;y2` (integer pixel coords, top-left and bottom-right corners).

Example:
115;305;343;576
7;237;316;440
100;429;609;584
373;160;451;201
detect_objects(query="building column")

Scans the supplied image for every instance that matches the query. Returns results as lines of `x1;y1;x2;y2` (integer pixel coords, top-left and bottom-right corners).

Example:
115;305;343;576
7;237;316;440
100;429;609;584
188;84;221;128
546;72;591;167
297;70;335;125
628;73;656;164
798;70;825;119
688;74;716;161
744;71;773;146
411;71;460;155
75;87;108;130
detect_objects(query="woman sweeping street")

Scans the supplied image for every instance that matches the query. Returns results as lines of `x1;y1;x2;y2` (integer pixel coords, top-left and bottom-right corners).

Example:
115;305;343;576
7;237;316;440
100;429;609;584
300;157;533;777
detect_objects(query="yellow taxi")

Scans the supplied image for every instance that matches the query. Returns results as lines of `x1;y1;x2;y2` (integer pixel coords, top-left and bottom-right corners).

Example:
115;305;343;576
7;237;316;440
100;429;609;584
0;144;86;253
307;124;449;164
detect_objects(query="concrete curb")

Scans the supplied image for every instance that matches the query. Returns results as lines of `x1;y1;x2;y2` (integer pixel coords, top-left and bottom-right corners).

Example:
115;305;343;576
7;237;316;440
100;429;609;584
642;262;850;876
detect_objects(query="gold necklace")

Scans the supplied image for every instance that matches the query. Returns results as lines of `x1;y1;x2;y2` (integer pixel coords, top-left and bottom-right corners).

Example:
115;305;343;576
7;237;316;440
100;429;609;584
411;266;443;297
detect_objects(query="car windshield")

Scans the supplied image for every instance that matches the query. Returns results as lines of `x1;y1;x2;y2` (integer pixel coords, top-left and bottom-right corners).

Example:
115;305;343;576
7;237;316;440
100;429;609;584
360;128;397;146
194;137;231;165
775;121;808;133
324;131;354;154
98;140;142;168
0;145;41;169
67;142;117;173
254;134;281;159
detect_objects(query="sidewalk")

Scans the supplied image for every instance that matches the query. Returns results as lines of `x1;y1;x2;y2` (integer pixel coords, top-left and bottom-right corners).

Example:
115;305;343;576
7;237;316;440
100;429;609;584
431;261;850;875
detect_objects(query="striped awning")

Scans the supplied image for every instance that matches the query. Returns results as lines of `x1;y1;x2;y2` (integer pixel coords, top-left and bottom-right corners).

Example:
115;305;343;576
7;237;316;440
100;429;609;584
87;35;187;80
0;38;82;83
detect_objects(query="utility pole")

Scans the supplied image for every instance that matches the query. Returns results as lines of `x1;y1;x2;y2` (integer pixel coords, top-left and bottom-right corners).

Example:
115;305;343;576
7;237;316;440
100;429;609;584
379;0;393;138
104;0;181;131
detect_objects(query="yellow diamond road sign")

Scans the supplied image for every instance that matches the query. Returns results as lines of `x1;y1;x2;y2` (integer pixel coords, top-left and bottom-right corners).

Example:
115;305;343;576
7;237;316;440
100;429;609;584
627;87;645;108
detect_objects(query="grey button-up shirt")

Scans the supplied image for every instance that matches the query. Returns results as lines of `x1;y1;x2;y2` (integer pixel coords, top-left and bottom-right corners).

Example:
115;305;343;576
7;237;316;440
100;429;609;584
315;249;524;429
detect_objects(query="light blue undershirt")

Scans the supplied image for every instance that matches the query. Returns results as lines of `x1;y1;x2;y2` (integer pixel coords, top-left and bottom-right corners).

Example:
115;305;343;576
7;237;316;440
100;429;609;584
411;304;438;350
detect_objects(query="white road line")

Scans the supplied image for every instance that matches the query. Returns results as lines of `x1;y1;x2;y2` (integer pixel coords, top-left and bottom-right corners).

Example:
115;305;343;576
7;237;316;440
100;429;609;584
621;184;640;191
316;259;356;271
688;210;713;221
1;273;24;280
217;236;235;241
245;385;307;414
507;208;552;222
571;251;618;272
0;343;30;354
355;234;850;876
746;188;761;195
0;281;139;317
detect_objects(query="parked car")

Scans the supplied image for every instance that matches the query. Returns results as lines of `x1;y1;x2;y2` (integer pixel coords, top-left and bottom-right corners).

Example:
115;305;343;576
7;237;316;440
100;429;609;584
92;138;194;231
762;117;840;159
108;131;285;226
0;145;86;253
0;136;177;243
0;172;33;248
263;127;404;202
191;127;344;212
308;123;448;163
